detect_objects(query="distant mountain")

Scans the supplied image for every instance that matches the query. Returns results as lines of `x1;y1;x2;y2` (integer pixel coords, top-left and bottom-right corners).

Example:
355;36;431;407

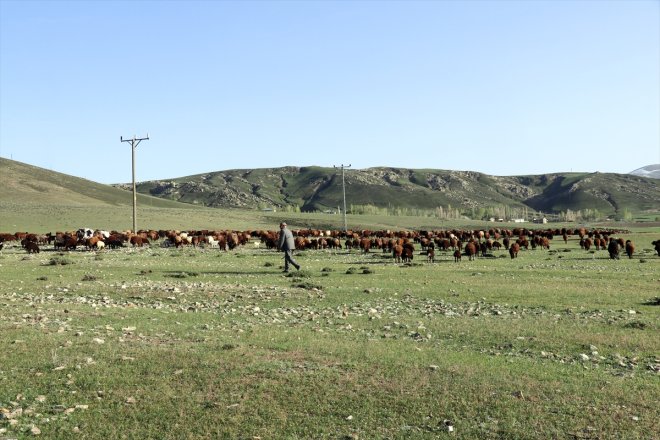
629;164;660;179
129;166;660;215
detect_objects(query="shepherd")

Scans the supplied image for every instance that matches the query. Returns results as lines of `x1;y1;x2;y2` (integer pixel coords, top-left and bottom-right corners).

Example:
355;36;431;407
278;222;301;273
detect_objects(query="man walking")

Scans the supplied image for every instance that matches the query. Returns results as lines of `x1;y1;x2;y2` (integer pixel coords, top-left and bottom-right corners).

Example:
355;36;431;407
278;222;300;272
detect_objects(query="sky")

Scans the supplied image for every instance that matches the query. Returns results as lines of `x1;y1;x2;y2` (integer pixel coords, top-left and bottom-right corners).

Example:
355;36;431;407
1;0;659;184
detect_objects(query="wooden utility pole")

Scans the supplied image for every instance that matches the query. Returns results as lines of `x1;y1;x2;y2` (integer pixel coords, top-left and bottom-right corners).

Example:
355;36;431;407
120;134;149;233
333;164;351;232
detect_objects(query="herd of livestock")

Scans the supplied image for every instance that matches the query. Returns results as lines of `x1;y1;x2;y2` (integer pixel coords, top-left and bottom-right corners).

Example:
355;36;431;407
1;226;660;262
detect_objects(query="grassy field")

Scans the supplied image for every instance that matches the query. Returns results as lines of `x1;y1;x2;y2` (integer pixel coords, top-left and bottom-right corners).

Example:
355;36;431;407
1;221;659;439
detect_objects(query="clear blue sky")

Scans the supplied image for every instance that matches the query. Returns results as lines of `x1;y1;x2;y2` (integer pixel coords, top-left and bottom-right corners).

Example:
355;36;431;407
1;0;658;184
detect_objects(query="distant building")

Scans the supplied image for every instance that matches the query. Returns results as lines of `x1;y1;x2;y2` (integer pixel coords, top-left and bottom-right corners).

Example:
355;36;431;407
512;218;526;223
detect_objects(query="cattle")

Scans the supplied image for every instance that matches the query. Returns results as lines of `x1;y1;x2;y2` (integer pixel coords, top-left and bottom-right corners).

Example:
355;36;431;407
464;242;477;261
624;240;634;259
607;238;620;260
426;247;435;263
509;243;520;259
25;241;40;254
653;240;660;257
453;249;461;262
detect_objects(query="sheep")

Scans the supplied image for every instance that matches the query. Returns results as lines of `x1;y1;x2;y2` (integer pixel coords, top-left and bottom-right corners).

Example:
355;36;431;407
625;240;635;259
426;247;435;263
206;236;219;248
464;242;477;261
607;238;620;260
25;241;40;254
509;243;520;259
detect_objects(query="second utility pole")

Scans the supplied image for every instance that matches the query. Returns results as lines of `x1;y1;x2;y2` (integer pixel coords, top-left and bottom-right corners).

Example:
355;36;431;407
333;164;351;232
121;134;149;233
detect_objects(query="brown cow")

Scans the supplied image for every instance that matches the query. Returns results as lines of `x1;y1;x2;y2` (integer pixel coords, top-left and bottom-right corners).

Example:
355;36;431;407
453;249;461;262
426;248;435;263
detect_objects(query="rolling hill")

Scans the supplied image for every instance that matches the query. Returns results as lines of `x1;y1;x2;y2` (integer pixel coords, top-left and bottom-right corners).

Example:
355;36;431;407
2;158;659;218
0;157;194;208
131;166;660;216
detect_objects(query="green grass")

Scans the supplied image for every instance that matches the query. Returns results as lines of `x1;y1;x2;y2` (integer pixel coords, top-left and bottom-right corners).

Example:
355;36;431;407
1;228;659;439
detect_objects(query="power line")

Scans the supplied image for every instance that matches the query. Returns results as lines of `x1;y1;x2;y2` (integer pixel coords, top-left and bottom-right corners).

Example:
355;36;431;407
333;164;351;232
120;134;149;233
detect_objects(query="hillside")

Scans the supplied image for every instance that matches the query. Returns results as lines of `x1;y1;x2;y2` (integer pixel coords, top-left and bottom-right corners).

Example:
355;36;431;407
132;166;660;215
2;158;658;218
0;157;194;209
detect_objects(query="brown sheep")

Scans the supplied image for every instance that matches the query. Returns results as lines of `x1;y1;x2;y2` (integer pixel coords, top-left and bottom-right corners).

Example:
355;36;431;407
625;240;634;259
359;238;371;253
607;238;620;260
25;241;40;254
464;242;477;261
402;242;415;262
509;242;520;259
392;245;403;263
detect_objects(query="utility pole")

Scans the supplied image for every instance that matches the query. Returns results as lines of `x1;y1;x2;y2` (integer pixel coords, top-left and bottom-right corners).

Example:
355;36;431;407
333;164;351;232
120;134;149;233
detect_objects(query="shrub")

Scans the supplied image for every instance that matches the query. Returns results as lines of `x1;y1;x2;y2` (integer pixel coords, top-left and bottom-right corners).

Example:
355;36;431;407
47;257;72;266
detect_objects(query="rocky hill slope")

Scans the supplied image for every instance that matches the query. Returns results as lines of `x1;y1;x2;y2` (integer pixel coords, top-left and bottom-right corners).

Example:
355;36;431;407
130;166;660;215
